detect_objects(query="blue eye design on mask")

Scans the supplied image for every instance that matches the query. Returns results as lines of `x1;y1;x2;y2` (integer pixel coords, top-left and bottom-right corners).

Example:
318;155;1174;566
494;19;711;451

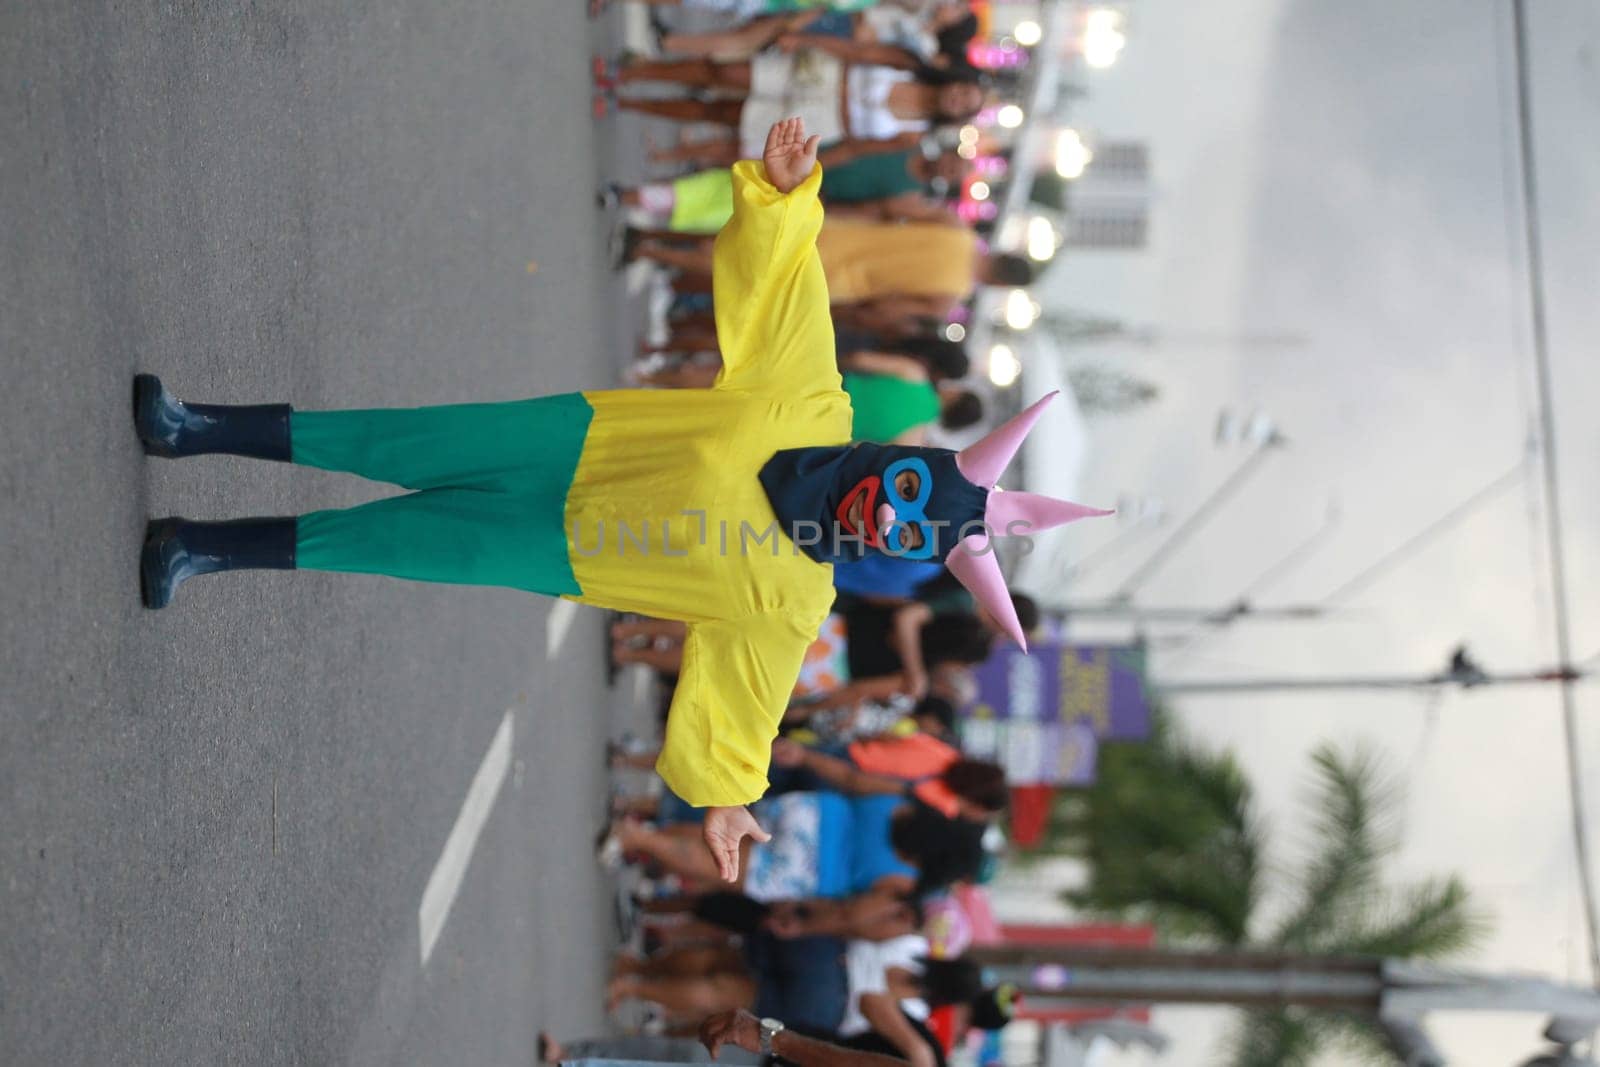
881;457;938;559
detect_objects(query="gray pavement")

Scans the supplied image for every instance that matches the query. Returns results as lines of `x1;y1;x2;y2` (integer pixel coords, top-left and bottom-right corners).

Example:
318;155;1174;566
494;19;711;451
0;3;651;1063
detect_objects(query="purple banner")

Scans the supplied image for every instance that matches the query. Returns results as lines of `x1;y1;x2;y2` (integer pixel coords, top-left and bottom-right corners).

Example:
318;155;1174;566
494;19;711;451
957;643;1151;786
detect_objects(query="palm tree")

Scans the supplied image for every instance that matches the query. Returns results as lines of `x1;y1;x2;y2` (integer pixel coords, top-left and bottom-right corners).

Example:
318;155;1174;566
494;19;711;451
1040;714;1263;945
1031;717;1488;1065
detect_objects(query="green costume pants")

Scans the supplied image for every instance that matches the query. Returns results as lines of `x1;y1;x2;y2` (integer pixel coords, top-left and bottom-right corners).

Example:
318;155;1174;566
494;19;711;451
290;393;593;595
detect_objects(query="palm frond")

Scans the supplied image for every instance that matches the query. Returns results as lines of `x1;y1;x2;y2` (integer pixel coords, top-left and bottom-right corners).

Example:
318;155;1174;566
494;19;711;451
1339;876;1490;960
1220;1008;1325;1067
1065;726;1265;944
1271;743;1401;952
1321;1013;1403;1066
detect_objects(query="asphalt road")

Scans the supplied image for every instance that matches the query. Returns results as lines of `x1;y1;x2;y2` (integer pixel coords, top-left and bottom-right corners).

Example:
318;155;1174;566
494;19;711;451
1;3;642;1063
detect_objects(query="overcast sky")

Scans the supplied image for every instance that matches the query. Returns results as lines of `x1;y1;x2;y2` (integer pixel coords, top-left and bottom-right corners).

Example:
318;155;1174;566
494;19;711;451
1016;0;1600;1062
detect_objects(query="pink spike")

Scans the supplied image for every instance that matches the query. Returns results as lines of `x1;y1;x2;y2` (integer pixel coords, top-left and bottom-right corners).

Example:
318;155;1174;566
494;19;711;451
956;391;1060;488
986;492;1115;536
944;534;1029;651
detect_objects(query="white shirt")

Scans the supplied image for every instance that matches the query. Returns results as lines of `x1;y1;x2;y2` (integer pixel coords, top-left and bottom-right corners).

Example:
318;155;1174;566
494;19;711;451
844;65;927;141
837;934;933;1037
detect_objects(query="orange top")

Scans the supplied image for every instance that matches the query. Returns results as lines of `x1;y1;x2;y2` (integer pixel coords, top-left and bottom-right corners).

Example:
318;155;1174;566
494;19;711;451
849;732;964;817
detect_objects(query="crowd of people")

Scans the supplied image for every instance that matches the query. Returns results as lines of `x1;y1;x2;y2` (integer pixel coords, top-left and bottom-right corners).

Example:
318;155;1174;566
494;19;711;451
590;559;1039;1065
580;674;1026;1067
592;0;1037;450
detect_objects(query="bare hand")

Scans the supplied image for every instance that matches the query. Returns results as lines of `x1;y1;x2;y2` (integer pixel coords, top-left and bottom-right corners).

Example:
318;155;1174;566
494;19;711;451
699;1009;763;1058
702;805;771;883
776;33;803;52
770;737;807;768
762;116;821;194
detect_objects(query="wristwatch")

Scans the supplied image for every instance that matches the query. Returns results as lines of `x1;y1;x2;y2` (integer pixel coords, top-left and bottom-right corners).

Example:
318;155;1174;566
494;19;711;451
759;1017;786;1055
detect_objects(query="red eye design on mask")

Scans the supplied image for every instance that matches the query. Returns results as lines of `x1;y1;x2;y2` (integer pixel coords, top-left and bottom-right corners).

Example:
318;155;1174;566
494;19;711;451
835;476;885;547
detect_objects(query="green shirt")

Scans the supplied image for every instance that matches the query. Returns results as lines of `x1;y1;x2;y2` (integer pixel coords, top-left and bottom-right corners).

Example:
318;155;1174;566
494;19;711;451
822;150;920;204
843;372;940;443
768;0;878;12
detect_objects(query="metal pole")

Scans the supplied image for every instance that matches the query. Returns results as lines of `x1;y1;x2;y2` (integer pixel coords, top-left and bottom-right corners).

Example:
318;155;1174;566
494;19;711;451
1157;665;1581;697
969;944;1383;1012
1510;0;1600;985
1321;459;1526;606
1056;514;1163;585
969;945;1600;1060
1238;501;1342;600
1114;437;1282;600
1059;601;1325;624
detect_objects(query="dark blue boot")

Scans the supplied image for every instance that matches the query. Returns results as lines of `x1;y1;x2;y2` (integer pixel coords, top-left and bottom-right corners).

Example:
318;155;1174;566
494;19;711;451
140;517;297;609
133;374;292;461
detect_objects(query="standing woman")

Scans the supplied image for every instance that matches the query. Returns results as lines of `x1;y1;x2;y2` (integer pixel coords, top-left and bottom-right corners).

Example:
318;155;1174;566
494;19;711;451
613;46;984;157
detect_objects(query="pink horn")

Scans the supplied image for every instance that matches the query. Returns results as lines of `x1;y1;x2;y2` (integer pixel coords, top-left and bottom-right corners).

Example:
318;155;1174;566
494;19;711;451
956;391;1060;488
986;491;1115;536
944;533;1029;651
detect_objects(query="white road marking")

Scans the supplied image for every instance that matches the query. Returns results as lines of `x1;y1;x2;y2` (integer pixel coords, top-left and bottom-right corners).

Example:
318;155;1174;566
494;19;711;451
545;598;580;660
418;711;513;966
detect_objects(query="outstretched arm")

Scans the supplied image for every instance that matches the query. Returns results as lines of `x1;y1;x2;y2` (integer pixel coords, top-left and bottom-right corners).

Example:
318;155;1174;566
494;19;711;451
700;1010;909;1067
656;611;820;879
712;117;840;395
777;33;921;70
771;738;908;797
765;890;919;941
860;994;939;1067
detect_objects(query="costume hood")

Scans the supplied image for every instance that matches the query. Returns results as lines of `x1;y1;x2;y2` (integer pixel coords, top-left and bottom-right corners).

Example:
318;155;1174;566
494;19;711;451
760;392;1110;648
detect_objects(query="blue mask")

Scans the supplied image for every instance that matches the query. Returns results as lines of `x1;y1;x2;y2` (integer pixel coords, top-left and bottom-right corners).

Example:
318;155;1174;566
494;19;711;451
759;443;989;565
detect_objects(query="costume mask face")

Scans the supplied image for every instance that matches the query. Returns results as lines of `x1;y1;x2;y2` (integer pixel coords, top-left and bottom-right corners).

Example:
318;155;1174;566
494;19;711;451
758;442;988;565
759;393;1113;649
833;451;987;561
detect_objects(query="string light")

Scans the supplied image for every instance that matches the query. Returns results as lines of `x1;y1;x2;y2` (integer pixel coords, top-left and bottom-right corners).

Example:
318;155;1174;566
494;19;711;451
1004;289;1040;330
1054;129;1093;179
989;344;1021;387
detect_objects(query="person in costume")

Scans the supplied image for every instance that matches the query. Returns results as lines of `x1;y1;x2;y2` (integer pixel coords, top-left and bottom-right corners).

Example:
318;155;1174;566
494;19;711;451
131;117;1108;881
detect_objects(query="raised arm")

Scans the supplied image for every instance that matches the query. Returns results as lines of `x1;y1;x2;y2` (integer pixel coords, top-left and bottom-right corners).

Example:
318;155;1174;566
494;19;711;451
712;117;840;396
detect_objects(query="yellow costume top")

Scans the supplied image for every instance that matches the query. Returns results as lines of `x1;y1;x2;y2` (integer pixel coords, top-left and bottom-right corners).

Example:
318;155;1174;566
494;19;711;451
564;162;852;808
